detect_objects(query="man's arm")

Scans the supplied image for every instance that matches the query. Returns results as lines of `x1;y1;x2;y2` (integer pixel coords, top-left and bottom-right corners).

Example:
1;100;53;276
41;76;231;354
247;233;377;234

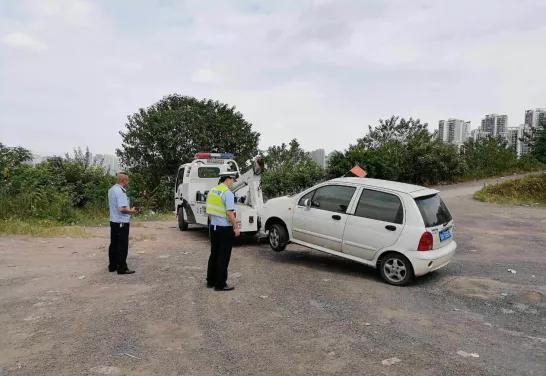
119;207;137;215
226;211;240;237
223;191;240;236
117;189;137;215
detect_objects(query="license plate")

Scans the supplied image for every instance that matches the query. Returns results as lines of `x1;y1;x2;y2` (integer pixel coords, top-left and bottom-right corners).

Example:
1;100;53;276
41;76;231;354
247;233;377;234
439;229;452;242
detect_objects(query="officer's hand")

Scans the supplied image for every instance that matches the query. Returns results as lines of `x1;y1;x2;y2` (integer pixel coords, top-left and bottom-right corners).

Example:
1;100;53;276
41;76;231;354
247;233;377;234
234;228;241;237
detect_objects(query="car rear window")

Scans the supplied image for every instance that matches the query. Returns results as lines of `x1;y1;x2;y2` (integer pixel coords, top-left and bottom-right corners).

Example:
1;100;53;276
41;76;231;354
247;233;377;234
355;189;404;224
414;194;452;227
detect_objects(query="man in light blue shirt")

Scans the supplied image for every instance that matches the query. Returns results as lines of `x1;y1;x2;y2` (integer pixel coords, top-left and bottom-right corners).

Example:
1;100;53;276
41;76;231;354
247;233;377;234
108;173;137;275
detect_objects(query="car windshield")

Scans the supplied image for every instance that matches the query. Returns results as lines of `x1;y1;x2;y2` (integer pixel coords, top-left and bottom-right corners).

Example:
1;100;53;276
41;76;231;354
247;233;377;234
414;194;452;227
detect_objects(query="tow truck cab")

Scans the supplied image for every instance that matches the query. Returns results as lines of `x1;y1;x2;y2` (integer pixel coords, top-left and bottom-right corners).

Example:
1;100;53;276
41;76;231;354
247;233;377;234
174;153;264;235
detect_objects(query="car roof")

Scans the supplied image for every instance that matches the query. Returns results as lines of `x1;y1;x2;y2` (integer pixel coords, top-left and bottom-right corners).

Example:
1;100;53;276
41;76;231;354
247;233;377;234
329;177;438;197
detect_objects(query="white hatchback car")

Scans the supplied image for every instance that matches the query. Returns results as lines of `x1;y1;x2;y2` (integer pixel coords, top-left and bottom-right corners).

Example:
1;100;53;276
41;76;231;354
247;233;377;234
261;178;456;285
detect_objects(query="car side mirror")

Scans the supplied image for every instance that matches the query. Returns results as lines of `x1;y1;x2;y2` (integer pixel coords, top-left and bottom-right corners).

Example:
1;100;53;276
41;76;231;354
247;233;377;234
303;198;311;208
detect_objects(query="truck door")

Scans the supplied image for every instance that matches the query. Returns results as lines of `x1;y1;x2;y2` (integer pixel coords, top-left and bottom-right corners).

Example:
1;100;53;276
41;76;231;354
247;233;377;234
175;167;185;199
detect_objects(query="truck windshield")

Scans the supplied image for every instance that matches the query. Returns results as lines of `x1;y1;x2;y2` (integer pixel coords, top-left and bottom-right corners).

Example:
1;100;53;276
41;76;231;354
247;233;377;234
414;194;452;227
198;167;220;178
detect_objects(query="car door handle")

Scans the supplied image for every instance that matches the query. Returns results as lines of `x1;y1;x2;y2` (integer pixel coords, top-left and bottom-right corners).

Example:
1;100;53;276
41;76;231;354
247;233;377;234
385;225;397;231
332;215;341;220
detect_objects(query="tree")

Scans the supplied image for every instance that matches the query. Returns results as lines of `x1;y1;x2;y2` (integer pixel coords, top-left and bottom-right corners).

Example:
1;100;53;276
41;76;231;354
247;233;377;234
529;119;546;163
357;116;429;148
117;94;260;190
261;139;325;198
0;142;32;180
459;136;517;178
328;116;464;184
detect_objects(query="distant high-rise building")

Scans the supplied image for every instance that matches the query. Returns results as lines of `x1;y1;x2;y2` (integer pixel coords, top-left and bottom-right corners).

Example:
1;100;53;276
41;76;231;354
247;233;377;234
309;149;326;168
518;108;546;157
438;118;471;146
524;108;546;128
95;153;121;174
325;151;337;169
438;120;447;142
506;127;519;155
471;129;490;141
480;114;508;138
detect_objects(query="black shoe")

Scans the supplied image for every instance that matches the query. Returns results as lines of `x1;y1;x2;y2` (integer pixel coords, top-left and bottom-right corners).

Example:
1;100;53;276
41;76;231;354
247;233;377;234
108;266;117;272
214;285;234;291
117;269;135;275
206;283;214;288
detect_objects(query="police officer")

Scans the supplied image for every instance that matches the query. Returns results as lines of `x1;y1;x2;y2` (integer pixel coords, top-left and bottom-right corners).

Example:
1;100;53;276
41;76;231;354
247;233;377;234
206;171;240;291
107;173;137;274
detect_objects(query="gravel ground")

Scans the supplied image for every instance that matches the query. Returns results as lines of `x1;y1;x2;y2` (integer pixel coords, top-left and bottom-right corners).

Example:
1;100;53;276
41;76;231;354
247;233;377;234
0;176;544;376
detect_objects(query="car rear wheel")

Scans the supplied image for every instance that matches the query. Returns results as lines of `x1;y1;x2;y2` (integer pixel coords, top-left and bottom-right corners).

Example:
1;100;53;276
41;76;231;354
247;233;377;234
269;223;288;252
178;206;188;231
379;253;414;286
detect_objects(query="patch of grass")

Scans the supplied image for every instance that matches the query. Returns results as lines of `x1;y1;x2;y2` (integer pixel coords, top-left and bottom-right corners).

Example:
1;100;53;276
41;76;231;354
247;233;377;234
0;219;90;237
134;211;174;222
460;165;546;182
0;211;174;237
474;174;546;206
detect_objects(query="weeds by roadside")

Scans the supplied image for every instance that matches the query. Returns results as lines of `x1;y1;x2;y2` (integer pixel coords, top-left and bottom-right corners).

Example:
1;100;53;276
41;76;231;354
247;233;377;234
0;211;174;237
0;219;90;237
474;174;546;206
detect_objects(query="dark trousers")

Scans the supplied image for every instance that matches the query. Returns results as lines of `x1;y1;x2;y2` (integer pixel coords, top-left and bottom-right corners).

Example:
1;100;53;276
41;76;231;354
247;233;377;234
109;222;130;271
207;225;234;288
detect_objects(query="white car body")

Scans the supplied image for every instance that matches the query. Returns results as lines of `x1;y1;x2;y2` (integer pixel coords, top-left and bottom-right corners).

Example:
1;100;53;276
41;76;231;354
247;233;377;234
261;177;456;285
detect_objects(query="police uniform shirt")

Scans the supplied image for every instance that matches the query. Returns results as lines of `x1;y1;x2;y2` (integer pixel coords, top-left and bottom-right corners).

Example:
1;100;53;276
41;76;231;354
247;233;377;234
210;188;235;227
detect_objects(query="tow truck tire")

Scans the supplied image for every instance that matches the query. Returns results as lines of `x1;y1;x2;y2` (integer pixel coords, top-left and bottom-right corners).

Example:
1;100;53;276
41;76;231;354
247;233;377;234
269;223;288;252
178;206;188;231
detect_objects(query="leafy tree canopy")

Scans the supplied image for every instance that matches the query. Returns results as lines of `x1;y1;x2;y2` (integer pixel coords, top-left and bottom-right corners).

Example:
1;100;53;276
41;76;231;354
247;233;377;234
117;94;260;187
261;139;325;198
0;142;32;180
328;116;464;185
356;116;429;148
530;119;546;163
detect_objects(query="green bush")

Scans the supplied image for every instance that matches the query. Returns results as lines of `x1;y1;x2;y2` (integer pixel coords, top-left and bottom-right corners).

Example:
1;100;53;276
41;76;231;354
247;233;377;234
459;137;518;179
474;173;546;205
0;151;115;224
327;117;465;185
261;139;326;198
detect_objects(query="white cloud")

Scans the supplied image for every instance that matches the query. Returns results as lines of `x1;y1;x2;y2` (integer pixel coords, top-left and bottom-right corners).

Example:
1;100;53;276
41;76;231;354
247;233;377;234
1;32;47;52
191;68;217;84
1;0;546;155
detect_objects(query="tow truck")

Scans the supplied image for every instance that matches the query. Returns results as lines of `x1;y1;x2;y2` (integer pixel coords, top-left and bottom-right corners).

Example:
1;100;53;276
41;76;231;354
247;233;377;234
174;152;266;236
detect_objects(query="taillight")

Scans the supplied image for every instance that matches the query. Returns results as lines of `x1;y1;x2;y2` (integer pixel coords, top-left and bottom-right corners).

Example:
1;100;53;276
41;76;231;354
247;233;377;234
418;232;433;251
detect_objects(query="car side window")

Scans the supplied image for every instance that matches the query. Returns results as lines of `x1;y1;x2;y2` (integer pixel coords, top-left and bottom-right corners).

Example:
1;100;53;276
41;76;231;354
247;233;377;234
298;190;315;206
311;185;356;213
355;189;404;224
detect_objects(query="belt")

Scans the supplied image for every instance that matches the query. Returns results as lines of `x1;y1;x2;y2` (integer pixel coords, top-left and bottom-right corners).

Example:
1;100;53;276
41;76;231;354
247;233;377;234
210;224;233;231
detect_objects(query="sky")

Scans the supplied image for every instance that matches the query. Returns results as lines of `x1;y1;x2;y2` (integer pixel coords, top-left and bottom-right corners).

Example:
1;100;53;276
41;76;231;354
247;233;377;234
1;0;546;156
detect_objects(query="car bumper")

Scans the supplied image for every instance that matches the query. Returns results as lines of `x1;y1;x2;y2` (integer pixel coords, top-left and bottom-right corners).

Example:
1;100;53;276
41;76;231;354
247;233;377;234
409;241;457;277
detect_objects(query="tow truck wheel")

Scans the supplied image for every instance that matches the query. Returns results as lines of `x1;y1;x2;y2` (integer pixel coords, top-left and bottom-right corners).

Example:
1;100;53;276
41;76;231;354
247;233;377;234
178;206;188;231
269;223;288;252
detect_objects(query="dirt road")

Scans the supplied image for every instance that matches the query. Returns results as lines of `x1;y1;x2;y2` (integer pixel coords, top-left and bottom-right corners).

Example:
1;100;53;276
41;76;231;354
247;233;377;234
1;177;545;375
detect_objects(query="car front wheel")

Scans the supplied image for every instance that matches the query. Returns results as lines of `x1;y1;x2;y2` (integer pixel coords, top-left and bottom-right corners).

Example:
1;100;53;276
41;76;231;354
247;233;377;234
379;253;414;286
269;223;288;252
